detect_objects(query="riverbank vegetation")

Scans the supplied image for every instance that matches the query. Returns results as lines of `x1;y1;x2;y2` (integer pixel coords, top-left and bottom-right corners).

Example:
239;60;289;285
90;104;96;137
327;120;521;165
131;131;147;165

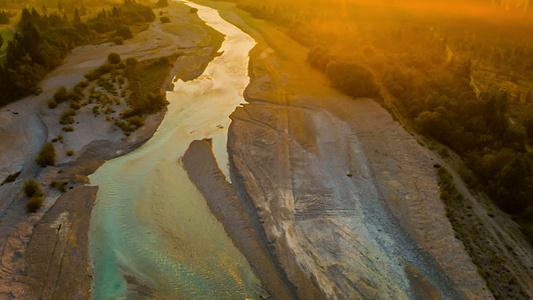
0;0;156;106
436;164;529;298
48;51;176;135
23;178;44;213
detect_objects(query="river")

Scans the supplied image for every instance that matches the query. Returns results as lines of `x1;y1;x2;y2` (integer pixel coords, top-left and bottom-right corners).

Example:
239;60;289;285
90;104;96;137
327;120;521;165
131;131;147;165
88;1;261;299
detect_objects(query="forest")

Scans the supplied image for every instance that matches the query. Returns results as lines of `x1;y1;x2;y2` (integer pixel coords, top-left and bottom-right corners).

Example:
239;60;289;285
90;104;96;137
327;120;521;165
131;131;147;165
231;0;533;244
0;0;154;106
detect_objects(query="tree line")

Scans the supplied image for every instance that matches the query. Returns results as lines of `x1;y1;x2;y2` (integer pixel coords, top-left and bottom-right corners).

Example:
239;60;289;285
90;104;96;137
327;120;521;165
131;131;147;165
0;0;155;106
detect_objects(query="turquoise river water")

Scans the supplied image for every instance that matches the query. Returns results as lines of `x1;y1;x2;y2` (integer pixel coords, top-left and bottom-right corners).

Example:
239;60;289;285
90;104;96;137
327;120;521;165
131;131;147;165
88;1;261;298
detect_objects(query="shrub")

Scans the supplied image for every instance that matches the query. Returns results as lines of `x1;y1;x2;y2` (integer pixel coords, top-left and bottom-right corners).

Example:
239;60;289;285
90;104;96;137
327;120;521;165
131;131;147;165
156;0;169;7
69;91;83;102
59;108;77;123
116;25;133;40
84;63;116;81
35;142;56;167
66;150;74;156
128;115;144;127
104;107;115;114
23;179;41;197
53;86;69;103
160;16;170;23
62;126;74;132
113;36;124;45
58;182;67;193
2;171;21;185
125;57;138;68
75;80;89;89
114;119;134;132
26;196;44;213
108;52;121;64
69;100;81;110
190;7;198;13
47;99;58;109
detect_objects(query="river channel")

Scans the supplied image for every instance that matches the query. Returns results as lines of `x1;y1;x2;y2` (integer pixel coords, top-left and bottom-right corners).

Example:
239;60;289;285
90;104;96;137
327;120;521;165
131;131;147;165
88;1;261;298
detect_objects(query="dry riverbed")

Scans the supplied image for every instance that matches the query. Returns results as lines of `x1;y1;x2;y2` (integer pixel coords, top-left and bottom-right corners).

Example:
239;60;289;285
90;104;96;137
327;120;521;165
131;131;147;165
0;2;223;298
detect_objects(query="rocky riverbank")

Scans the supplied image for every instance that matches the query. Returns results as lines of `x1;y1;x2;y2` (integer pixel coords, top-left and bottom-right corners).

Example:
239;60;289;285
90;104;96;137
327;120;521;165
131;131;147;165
194;0;495;298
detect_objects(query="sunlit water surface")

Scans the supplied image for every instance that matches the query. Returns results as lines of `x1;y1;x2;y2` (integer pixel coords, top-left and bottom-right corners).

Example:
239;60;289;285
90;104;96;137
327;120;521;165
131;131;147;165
88;1;260;298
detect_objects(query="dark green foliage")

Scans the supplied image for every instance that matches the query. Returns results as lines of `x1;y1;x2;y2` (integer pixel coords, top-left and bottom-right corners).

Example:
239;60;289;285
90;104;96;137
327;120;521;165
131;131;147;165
74;8;81;23
160;16;170;24
26;195;44;213
113;36;124;45
156;0;169;8
385;63;533;218
190;8;198;14
114;119;135;132
308;47;379;98
23;178;41;197
116;25;132;39
523;105;533;140
35;142;56;167
59;109;77;125
123;56;172;116
66;150;74;156
128;115;144;127
53;86;69;103
107;52;121;64
47;99;58;109
69;100;81;110
325;60;379;98
62;126;74;132
0;10;9;24
85;64;112;81
75;80;89;89
2;171;21;185
0;2;156;107
0;10;90;105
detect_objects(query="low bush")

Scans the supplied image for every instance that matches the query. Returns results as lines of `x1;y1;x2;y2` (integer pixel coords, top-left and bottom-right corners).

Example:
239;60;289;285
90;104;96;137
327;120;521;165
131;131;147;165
59;114;75;125
69;100;81;110
47;99;58;109
108;52;121;64
35;142;56;167
128;115;144;127
160;16;170;23
53;86;69;103
116;25;133;39
23;179;41;197
26;196;44;213
2;171;21;185
62;126;74;132
113;36;124;45
75;80;89;89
